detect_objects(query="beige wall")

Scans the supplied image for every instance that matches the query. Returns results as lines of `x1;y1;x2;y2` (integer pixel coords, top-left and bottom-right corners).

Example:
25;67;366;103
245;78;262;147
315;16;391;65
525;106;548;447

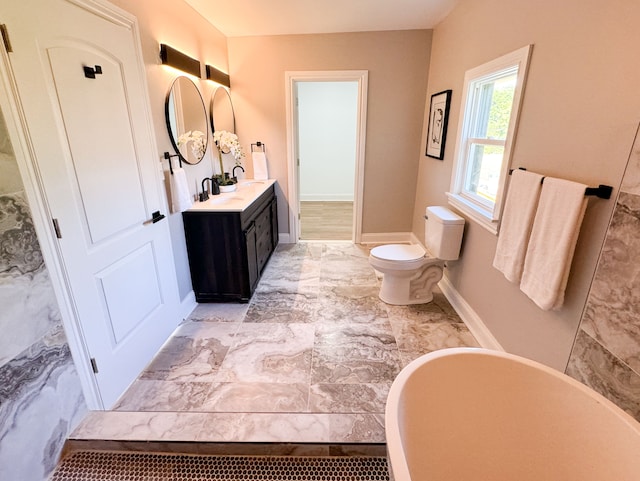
109;0;228;299
414;0;640;369
228;30;432;235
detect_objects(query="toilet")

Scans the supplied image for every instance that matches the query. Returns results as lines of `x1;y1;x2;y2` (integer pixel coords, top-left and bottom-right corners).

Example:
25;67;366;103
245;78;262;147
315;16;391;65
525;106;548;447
369;206;464;305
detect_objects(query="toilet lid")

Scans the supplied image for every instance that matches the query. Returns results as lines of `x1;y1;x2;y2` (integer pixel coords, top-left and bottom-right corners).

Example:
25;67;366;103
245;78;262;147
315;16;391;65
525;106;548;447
371;244;426;261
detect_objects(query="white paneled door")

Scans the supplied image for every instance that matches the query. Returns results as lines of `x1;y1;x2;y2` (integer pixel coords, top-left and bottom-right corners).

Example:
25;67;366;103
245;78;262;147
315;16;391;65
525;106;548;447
1;0;181;407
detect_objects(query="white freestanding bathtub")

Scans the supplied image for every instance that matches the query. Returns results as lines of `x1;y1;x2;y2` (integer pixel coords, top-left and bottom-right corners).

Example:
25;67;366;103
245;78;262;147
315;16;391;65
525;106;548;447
385;348;640;481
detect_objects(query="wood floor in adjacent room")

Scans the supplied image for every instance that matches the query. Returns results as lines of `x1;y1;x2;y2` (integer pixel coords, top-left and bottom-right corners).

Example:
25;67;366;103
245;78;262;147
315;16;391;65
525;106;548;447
300;201;353;240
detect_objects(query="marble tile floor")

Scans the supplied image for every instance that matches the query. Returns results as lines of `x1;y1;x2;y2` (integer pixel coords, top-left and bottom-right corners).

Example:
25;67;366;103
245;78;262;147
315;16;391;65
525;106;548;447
72;242;479;446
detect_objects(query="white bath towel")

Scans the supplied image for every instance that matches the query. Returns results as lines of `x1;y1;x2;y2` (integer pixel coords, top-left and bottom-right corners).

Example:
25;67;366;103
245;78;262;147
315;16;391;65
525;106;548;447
520;177;588;310
170;167;193;213
493;169;544;283
252;151;269;180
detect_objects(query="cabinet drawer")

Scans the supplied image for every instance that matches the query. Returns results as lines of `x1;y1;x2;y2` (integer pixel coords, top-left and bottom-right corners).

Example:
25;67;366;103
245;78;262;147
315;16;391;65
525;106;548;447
254;207;270;239
244;223;259;291
256;230;272;273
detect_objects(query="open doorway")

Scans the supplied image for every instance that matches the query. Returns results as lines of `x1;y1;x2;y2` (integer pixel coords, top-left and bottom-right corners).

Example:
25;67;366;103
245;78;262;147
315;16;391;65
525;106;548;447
285;71;368;244
298;81;357;240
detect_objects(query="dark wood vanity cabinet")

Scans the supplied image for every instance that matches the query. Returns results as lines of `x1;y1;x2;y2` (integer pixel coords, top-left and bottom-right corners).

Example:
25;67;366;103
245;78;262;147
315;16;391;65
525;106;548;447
182;186;278;302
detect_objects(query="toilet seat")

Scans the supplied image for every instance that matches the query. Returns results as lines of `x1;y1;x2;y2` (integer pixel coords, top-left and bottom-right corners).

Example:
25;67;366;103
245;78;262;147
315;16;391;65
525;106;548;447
370;244;427;261
370;244;438;271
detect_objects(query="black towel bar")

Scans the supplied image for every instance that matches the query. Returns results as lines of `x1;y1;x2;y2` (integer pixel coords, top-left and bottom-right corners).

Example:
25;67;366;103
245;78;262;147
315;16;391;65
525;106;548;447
584;185;613;199
251;141;265;153
163;151;182;175
508;168;613;199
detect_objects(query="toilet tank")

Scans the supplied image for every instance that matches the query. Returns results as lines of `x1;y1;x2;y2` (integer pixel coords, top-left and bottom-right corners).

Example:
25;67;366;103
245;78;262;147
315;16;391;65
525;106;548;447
425;206;465;260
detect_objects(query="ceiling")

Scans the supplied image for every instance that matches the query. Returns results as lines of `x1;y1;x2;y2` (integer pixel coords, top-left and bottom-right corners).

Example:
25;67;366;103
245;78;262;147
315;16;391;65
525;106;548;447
183;0;459;37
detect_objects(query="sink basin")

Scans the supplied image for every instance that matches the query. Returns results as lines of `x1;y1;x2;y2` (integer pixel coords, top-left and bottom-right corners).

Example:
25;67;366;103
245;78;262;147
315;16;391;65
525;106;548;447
206;195;244;205
188;178;275;212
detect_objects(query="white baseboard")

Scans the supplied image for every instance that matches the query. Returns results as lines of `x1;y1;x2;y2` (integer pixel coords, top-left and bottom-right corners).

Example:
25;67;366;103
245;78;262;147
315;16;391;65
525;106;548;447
408;232;422;246
300;195;354;202
438;275;504;351
179;291;197;321
282;232;420;246
279;233;293;244
359;232;415;245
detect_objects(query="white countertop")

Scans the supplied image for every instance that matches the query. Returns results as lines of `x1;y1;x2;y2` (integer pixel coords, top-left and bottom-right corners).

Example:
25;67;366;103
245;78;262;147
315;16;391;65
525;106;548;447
186;179;276;212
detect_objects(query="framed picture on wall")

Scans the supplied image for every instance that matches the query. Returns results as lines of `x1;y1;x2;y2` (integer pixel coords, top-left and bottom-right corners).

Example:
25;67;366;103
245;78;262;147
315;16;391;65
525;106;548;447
425;89;452;160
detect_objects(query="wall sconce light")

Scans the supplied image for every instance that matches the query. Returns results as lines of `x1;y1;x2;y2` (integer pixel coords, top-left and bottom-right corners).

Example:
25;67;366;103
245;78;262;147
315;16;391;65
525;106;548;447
206;64;231;88
160;43;201;77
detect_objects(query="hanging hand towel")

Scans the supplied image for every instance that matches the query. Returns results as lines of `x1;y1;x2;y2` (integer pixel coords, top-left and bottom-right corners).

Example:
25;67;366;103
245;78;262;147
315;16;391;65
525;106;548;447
252;151;269;180
520;177;588;310
493;169;544;283
170;168;193;213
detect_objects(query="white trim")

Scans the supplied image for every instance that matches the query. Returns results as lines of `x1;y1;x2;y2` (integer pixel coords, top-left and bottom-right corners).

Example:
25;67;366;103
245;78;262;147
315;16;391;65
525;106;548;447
359;232;416;245
438;275;504;351
446;192;499;235
299;194;355;202
279;232;293;244
448;45;533;232
285;70;368;244
408;232;422;246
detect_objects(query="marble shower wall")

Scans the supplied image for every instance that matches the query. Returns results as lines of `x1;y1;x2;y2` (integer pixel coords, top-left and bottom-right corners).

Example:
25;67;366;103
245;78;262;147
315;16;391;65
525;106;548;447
566;127;640;421
0;110;87;480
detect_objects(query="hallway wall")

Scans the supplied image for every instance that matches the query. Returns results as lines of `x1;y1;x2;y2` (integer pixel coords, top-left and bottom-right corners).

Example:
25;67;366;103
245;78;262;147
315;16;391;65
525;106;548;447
298;81;357;202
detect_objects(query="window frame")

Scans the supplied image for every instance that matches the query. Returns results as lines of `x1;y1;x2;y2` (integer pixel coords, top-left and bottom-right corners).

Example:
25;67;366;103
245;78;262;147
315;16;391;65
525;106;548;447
447;45;533;234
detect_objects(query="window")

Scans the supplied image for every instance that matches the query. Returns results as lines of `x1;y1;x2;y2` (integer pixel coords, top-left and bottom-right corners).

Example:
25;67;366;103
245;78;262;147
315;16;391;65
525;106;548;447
447;45;532;234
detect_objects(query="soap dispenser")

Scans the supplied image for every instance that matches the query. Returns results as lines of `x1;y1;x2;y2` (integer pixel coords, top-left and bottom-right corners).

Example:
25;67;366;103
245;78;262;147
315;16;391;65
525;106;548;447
211;177;220;195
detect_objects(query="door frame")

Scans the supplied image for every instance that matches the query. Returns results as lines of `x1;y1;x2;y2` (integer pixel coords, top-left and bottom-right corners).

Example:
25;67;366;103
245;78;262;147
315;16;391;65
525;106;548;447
0;0;160;410
284;70;368;243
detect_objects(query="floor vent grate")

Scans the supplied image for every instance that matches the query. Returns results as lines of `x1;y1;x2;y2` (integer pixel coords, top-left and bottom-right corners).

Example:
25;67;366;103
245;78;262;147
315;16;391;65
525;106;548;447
51;451;390;481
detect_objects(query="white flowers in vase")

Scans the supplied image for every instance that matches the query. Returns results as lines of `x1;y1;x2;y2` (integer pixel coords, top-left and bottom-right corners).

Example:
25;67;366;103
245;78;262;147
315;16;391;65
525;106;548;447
177;130;207;161
213;130;245;185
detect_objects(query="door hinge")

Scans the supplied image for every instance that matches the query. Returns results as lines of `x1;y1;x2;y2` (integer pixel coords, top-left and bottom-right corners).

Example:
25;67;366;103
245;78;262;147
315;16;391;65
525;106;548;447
0;24;12;53
90;357;99;374
52;218;62;238
297;158;300;166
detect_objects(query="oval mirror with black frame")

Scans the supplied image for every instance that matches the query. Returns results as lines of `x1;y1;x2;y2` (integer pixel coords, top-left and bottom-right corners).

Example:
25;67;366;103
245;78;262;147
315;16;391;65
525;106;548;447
210;86;236;135
165;76;208;165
